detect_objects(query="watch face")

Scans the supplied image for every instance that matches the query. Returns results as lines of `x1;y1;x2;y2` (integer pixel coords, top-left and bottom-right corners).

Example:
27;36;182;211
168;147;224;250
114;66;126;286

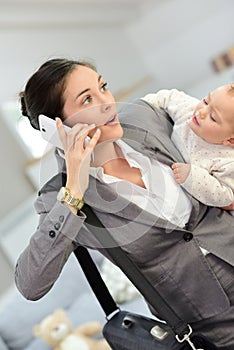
57;187;66;201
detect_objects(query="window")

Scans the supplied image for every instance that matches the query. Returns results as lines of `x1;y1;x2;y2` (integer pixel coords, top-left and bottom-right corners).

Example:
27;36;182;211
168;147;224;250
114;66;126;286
1;101;50;159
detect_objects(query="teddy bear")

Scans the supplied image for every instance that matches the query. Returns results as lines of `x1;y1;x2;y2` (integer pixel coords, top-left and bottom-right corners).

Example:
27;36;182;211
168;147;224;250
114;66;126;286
33;308;111;350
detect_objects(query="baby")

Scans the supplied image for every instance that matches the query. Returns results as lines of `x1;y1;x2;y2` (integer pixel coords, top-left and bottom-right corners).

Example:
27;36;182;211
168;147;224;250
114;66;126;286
142;84;234;208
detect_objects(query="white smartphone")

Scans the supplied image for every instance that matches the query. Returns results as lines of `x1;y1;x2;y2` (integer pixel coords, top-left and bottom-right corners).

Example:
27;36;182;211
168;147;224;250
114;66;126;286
38;114;91;150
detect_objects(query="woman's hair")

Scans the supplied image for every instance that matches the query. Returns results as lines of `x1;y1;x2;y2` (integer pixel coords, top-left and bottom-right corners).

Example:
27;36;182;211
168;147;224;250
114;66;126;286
20;58;97;130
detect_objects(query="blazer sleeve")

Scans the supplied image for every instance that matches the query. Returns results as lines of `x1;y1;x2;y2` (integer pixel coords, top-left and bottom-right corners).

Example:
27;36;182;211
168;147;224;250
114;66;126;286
15;190;86;300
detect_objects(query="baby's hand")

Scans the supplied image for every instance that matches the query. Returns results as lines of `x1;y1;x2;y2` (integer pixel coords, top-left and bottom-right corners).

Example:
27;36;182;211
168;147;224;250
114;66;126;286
172;163;191;183
221;201;234;210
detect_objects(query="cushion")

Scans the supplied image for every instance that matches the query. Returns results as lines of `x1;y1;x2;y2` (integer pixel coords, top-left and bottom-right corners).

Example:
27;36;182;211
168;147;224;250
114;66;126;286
0;250;103;350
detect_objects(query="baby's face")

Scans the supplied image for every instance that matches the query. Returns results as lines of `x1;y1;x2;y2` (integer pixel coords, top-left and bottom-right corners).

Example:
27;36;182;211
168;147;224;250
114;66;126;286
189;84;234;145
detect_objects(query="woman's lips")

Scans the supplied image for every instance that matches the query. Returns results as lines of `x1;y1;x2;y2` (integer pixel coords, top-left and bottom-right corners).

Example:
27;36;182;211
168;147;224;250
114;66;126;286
104;114;118;126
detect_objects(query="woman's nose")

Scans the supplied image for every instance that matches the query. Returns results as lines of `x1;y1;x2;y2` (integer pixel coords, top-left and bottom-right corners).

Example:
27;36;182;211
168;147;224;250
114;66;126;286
100;102;112;113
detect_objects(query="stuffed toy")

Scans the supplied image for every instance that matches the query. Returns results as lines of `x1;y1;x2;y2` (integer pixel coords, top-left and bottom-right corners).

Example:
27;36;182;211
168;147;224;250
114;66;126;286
33;309;111;350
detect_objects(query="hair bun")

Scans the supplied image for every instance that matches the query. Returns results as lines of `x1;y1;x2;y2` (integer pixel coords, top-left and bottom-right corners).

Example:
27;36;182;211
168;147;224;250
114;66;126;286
20;94;28;117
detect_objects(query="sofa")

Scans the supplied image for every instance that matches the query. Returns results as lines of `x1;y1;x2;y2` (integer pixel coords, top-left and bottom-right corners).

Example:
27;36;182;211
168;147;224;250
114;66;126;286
0;250;152;350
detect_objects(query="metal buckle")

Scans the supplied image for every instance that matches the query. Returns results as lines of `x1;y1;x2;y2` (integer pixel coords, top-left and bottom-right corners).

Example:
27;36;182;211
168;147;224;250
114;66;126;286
175;325;204;350
106;308;120;321
150;325;168;340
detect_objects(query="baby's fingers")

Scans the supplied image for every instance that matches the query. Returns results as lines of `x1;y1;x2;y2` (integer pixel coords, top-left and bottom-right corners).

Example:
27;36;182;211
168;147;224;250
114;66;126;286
172;163;182;183
171;162;182;170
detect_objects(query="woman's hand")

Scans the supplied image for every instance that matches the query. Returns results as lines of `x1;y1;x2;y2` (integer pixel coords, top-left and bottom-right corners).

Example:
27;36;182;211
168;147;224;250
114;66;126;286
171;163;191;183
56;118;101;199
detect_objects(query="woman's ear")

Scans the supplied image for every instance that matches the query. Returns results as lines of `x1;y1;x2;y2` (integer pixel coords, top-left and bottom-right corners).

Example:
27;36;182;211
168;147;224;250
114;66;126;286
223;137;234;147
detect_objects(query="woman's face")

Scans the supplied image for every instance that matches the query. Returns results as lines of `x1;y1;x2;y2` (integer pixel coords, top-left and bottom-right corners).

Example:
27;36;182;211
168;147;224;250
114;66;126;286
62;65;123;142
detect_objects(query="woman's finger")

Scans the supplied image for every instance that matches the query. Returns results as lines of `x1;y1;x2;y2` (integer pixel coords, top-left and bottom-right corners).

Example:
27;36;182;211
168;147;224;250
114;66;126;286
62;122;95;152
83;128;101;156
56;117;68;150
70;124;96;151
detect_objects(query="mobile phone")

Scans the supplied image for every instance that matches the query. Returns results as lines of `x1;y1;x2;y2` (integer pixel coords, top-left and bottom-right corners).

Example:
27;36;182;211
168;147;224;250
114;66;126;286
38;114;91;150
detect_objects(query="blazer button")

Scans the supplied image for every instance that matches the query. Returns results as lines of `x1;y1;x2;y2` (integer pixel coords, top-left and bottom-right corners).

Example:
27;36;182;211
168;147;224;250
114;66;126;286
59;215;64;222
54;222;61;230
49;230;56;238
183;232;193;242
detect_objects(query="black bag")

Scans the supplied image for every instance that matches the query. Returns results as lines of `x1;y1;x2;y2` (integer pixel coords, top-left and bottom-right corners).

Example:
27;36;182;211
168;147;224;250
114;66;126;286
103;311;217;350
72;204;218;350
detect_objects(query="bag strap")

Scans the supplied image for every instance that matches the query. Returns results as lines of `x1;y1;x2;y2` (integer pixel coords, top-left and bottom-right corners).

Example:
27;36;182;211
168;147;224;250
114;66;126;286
79;204;190;338
73;245;119;318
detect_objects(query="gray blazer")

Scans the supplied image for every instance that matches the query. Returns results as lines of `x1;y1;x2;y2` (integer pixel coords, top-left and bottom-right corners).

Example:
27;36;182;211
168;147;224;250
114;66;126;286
15;99;233;324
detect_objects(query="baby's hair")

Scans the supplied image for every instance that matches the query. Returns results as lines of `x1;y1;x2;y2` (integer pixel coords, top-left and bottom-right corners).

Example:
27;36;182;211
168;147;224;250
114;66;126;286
228;83;234;94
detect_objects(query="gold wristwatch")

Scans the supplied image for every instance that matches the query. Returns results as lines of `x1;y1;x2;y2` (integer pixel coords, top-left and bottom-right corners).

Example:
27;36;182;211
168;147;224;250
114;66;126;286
57;187;84;211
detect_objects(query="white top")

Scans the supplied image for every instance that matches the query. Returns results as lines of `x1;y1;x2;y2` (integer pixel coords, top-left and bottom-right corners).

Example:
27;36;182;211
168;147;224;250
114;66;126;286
142;89;234;207
90;139;192;228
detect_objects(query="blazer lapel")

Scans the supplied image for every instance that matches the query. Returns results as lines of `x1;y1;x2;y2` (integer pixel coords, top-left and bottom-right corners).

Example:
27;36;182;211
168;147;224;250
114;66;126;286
119;98;185;164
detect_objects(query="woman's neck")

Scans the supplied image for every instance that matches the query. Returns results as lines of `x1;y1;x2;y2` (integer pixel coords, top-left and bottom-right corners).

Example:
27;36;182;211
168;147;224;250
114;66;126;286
91;140;123;169
91;140;146;188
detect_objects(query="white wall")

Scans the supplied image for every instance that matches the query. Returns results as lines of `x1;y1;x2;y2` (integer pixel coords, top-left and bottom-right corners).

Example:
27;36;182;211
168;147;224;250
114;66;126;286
1;0;234;102
189;66;234;98
127;0;234;95
0;25;152;103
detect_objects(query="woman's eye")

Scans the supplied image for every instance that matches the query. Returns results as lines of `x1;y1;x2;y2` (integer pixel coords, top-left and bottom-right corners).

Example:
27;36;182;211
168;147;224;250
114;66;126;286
83;96;92;105
100;82;108;92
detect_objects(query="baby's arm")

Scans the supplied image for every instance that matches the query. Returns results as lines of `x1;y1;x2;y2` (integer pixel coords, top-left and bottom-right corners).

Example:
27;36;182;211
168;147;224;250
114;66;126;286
172;163;234;207
142;89;199;123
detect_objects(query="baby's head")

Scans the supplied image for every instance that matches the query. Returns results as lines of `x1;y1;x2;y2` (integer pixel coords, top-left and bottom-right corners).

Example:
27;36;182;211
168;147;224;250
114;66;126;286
190;84;234;146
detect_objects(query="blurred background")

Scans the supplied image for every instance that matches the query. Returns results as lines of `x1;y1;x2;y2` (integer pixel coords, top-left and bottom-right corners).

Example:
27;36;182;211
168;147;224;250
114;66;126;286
0;0;234;299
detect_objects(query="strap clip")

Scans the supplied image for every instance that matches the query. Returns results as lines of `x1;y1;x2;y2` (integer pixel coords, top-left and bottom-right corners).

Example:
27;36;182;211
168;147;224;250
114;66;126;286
175;325;204;350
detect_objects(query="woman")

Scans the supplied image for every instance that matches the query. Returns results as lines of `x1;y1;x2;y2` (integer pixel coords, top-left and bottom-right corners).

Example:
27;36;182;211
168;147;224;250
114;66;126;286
16;58;234;349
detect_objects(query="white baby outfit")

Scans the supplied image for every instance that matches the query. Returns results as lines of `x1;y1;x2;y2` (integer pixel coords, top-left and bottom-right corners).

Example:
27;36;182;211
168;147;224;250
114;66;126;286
142;89;234;207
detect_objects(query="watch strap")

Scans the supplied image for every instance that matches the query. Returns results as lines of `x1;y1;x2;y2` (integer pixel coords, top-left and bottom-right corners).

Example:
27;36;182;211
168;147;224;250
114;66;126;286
64;189;84;210
59;187;84;211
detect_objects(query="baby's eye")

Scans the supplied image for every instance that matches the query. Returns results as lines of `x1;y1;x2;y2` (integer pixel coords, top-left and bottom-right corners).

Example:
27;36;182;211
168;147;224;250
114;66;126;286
203;98;208;105
210;113;216;122
83;96;92;105
100;82;108;92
